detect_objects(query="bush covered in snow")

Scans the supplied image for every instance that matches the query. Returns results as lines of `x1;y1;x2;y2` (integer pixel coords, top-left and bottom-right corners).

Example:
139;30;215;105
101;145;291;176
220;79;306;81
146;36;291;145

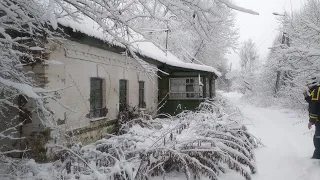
0;97;261;180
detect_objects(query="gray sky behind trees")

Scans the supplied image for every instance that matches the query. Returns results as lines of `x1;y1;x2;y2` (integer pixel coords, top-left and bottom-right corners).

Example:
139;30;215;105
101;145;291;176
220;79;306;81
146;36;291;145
227;0;304;70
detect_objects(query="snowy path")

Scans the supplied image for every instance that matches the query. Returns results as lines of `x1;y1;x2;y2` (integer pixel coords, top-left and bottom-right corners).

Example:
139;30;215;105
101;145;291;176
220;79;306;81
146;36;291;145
222;92;320;180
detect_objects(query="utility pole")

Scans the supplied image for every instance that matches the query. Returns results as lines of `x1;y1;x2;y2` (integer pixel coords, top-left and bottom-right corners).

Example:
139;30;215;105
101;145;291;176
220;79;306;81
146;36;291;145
274;33;285;94
228;63;232;92
165;15;176;57
273;12;288;94
165;22;169;57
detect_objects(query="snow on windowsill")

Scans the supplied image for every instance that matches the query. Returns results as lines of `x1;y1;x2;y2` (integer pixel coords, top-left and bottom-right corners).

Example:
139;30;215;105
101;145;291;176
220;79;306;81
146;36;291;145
89;116;108;122
44;60;64;65
168;98;206;100
29;46;45;51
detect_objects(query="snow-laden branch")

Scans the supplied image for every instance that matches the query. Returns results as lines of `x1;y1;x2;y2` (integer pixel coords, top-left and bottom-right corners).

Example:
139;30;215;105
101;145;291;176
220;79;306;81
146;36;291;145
0;77;40;99
218;0;259;15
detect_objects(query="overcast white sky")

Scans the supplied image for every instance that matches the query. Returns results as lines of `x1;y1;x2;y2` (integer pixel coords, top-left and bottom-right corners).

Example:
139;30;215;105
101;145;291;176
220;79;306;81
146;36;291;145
227;0;304;70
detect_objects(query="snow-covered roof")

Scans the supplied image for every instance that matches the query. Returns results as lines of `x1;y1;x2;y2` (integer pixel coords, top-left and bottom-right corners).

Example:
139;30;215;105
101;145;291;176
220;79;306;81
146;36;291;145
58;16;221;76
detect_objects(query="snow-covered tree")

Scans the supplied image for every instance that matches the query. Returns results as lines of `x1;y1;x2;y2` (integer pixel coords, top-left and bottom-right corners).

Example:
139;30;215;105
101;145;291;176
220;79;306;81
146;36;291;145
228;39;259;94
279;0;320;88
134;2;238;72
0;0;63;158
239;39;259;73
257;34;282;93
132;2;239;93
249;0;320;108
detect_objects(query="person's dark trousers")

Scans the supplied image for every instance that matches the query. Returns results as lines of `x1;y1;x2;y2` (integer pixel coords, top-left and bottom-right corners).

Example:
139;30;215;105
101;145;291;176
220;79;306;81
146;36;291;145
312;128;320;159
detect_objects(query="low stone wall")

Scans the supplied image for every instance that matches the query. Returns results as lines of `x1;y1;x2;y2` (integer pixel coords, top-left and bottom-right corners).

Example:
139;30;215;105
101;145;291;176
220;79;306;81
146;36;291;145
23;118;117;162
67;118;117;145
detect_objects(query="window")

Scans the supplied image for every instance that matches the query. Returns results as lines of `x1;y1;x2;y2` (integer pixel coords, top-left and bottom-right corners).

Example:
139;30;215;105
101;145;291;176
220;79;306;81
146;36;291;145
90;78;103;118
139;81;146;108
119;79;128;111
169;77;203;99
186;78;195;98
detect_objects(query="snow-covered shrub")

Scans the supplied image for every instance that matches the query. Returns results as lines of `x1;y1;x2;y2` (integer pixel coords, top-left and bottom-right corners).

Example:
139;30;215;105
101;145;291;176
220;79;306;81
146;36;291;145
6;97;261;180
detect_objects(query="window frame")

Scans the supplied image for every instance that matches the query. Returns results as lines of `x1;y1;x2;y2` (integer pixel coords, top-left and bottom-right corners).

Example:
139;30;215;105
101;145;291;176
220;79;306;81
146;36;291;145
138;81;146;108
119;79;128;111
89;77;104;118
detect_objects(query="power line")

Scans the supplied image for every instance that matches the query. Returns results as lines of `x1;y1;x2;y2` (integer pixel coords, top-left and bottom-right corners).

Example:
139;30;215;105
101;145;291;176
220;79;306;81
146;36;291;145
253;0;288;49
284;0;287;9
254;25;275;46
290;0;293;17
256;29;277;49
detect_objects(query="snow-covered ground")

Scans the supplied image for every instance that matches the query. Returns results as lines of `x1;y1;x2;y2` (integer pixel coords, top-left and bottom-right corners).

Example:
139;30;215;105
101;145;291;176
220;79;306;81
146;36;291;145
3;92;319;180
221;92;320;180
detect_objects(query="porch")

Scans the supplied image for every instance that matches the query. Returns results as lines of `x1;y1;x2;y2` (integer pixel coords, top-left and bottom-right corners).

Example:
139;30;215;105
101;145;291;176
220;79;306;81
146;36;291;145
158;65;217;115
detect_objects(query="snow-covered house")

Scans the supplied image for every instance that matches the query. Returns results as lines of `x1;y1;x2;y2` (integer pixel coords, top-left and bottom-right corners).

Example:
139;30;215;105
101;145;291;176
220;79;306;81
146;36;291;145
20;18;220;146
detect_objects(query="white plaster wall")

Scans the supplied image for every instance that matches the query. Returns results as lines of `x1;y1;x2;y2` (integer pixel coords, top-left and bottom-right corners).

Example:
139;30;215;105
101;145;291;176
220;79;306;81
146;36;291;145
45;40;158;131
